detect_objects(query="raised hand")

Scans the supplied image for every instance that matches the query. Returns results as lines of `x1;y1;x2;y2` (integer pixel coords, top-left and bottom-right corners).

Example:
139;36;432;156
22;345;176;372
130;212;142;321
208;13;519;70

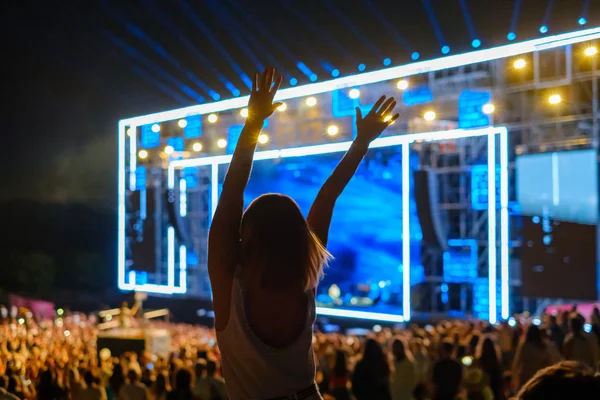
247;67;283;123
354;95;399;146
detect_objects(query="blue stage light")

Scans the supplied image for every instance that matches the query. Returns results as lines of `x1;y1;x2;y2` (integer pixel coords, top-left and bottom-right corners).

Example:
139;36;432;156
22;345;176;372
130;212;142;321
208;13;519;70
579;17;587;26
211;93;221;101
290;78;298;86
309;73;318;82
331;69;340;77
233;89;241;97
540;25;548;34
472;39;481;48
507;32;516;41
358;63;366;72
411;52;420;60
383;58;392;66
441;46;450;54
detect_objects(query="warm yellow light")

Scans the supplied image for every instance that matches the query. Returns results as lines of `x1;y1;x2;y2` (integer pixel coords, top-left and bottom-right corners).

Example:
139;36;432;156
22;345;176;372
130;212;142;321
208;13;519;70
127;128;133;137
397;79;409;90
383;115;395;124
151;124;160;133
424;111;436;121
513;59;526;69
327;125;339;136
138;150;148;159
192;142;202;152
349;88;360;99
277;103;287;112
258;133;269;144
240;108;249;118
306;97;317;107
548;94;562;105
585;46;598;56
217;139;227;149
208;114;218;123
178;119;188;128
482;103;496;114
164;145;174;155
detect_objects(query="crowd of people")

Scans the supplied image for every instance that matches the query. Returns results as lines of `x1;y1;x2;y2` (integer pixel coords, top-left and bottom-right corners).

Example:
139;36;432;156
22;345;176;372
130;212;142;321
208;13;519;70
0;305;599;400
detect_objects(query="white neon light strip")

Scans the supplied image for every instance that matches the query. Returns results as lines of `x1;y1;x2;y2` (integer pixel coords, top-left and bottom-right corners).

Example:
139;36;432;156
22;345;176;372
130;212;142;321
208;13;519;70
500;129;510;320
118;122;126;290
180;179;187;217
488;132;497;324
180;245;187;291
129;270;136;285
552;152;560;206
129;125;137;191
316;307;405;323
168;165;175;190
120;27;600;126
170;127;496;170
168;227;175;288
401;143;411;321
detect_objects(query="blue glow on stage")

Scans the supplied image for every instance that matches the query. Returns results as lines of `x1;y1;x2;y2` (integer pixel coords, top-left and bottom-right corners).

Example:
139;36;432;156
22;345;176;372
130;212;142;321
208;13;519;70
219;149;422;307
358;63;366;72
540;25;548;34
579;17;587;26
507;32;516;41
411;52;420;60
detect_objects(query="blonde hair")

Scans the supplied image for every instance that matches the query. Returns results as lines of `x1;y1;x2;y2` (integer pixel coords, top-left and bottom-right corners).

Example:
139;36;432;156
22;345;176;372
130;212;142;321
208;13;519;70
240;193;331;291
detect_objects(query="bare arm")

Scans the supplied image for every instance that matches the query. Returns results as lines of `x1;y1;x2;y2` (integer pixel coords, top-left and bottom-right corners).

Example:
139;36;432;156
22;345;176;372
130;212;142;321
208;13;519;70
307;96;399;246
208;68;282;331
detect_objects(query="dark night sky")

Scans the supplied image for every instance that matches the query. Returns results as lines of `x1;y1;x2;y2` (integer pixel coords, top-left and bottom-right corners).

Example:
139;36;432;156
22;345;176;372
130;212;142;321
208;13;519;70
2;0;596;210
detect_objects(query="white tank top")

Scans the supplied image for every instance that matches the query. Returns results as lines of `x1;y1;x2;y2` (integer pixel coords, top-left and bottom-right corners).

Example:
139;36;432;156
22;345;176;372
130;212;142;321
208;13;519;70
216;276;320;400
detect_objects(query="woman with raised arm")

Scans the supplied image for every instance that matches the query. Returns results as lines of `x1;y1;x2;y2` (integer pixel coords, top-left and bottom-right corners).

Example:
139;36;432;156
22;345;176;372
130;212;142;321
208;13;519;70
209;67;399;400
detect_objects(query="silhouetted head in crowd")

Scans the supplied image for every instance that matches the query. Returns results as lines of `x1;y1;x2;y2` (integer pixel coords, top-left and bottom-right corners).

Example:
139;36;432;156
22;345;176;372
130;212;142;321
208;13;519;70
525;325;545;349
194;359;206;378
240;193;331;291
333;350;349;377
127;369;139;384
569;316;584;336
174;369;192;390
439;340;454;359
361;339;390;378
516;361;600;400
392;338;410;362
206;360;218;378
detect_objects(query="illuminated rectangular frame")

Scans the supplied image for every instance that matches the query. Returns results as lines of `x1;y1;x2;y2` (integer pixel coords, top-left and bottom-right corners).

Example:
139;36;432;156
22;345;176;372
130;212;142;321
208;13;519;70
117;24;599;312
166;126;509;323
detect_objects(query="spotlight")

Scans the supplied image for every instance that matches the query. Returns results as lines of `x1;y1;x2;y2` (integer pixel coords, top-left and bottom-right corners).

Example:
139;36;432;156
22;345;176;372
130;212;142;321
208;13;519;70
327;125;339;136
277;103;287;112
472;39;481;48
540;25;548;34
548;94;562;105
212;93;221;101
192;142;202;152
164;145;174;155
397;79;409;90
306;97;317;107
441;46;450;54
482;103;496;115
411;52;420;61
579;17;587;26
258;133;269;144
310;74;318;82
178;119;188;128
507;32;516;41
208;113;218;123
424;111;436;121
233;89;241;97
217;139;227;149
585;46;598;57
240;108;249;118
331;69;340;77
151;124;160;133
349;88;360;99
290;78;298;86
138;150;148;159
358;63;366;72
127;128;133;137
383;58;392;66
513;59;526;69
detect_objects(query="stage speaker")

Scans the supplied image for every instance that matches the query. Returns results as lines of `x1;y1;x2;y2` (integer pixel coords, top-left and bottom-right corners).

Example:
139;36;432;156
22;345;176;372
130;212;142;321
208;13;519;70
413;169;447;251
165;189;190;246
